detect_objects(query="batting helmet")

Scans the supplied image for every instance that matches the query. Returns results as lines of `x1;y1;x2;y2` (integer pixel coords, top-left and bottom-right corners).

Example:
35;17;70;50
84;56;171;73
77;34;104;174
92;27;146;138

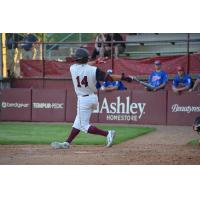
107;69;113;74
193;116;200;134
75;48;89;63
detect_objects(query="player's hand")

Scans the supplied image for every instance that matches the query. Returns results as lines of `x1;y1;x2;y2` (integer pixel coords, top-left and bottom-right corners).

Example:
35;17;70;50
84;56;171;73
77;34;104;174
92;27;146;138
121;73;132;82
100;86;105;91
189;88;193;92
153;88;157;92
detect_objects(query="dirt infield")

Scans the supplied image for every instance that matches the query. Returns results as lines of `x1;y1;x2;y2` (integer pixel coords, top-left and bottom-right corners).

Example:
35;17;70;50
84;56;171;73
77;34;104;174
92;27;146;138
0;125;200;165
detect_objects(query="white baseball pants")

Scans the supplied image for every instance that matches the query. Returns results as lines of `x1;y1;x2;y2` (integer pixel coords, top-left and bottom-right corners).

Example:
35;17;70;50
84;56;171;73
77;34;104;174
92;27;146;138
73;94;98;133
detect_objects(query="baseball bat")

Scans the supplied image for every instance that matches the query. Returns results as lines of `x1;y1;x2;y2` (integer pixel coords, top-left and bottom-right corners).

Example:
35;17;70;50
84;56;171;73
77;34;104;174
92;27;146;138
130;76;155;90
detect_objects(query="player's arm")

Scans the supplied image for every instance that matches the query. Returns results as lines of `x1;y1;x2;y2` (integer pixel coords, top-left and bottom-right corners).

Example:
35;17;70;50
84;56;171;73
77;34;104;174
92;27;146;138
177;77;192;91
156;83;166;89
154;75;168;91
102;86;118;91
155;73;168;90
96;68;132;82
172;77;179;92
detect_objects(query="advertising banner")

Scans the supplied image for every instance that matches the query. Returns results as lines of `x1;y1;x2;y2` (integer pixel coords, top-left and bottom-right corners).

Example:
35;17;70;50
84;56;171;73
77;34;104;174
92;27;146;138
65;89;76;122
32;89;66;122
97;90;167;125
167;91;200;125
0;34;2;78
0;88;31;121
0;89;2;120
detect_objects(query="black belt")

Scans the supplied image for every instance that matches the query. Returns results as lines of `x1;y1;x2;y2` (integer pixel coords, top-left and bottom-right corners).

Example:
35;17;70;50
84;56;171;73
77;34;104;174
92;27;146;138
82;94;89;97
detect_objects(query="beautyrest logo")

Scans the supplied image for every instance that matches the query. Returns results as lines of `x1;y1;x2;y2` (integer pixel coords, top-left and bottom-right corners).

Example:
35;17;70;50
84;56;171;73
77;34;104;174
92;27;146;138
33;102;64;109
93;96;146;121
171;104;200;113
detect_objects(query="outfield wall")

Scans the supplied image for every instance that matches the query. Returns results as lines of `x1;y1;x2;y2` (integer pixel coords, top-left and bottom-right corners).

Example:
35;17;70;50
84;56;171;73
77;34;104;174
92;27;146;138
0;88;200;125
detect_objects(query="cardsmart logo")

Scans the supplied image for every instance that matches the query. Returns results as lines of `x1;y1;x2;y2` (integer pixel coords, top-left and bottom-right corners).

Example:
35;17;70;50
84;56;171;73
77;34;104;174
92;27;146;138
1;102;29;108
93;96;146;121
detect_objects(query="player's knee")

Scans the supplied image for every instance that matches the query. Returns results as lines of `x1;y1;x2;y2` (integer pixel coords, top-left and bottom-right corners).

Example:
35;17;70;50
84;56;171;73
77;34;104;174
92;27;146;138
73;123;90;133
81;124;90;133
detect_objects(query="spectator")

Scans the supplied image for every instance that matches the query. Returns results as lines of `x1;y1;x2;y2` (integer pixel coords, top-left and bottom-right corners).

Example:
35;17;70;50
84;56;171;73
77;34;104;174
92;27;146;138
113;33;126;58
6;33;24;78
172;66;192;94
146;60;168;91
100;69;127;91
104;33;112;57
189;74;200;92
21;33;39;60
91;33;106;59
103;33;126;58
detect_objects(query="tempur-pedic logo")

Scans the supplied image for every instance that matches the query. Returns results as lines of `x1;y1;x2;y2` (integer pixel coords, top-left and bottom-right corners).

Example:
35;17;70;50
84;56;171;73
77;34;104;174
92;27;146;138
1;102;29;108
93;96;146;121
33;102;64;109
171;104;200;113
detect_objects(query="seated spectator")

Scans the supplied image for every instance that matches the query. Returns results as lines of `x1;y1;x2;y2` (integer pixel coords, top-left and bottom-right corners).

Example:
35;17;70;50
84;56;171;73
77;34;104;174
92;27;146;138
189;75;200;92
6;33;24;50
21;33;39;60
172;66;192;94
113;33;126;58
100;69;127;91
146;60;168;91
104;33;126;58
6;33;24;77
104;33;112;57
91;33;105;59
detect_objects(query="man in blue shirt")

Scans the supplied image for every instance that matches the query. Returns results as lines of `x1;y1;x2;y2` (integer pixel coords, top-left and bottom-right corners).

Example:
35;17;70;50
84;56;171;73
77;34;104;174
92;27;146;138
100;69;127;91
146;60;168;91
22;33;38;51
189;74;200;92
172;66;192;93
6;33;24;77
21;33;39;60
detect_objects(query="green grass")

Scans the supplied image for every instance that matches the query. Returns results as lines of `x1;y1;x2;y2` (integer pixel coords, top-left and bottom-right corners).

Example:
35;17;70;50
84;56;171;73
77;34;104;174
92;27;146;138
187;139;199;146
0;122;155;145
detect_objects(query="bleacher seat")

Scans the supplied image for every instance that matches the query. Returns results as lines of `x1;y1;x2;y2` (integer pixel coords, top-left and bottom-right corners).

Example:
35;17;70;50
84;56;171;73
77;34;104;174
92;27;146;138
123;33;200;59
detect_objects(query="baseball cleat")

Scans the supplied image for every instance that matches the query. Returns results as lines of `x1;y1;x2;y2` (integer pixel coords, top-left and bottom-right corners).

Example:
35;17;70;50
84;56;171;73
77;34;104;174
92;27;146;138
51;141;70;149
106;130;116;147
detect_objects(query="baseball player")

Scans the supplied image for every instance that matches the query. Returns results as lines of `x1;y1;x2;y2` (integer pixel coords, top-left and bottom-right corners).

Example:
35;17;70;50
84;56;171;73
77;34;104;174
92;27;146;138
100;69;127;91
172;66;192;94
51;48;132;149
146;60;168;91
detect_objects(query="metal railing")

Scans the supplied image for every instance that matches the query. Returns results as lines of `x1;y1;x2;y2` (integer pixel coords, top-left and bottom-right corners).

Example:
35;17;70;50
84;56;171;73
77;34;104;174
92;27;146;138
3;33;200;80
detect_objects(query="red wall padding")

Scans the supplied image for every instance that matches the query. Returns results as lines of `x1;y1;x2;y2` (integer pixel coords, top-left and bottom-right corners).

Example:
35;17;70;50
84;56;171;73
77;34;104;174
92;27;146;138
0;89;200;125
32;89;66;122
20;54;200;78
167;91;200;125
